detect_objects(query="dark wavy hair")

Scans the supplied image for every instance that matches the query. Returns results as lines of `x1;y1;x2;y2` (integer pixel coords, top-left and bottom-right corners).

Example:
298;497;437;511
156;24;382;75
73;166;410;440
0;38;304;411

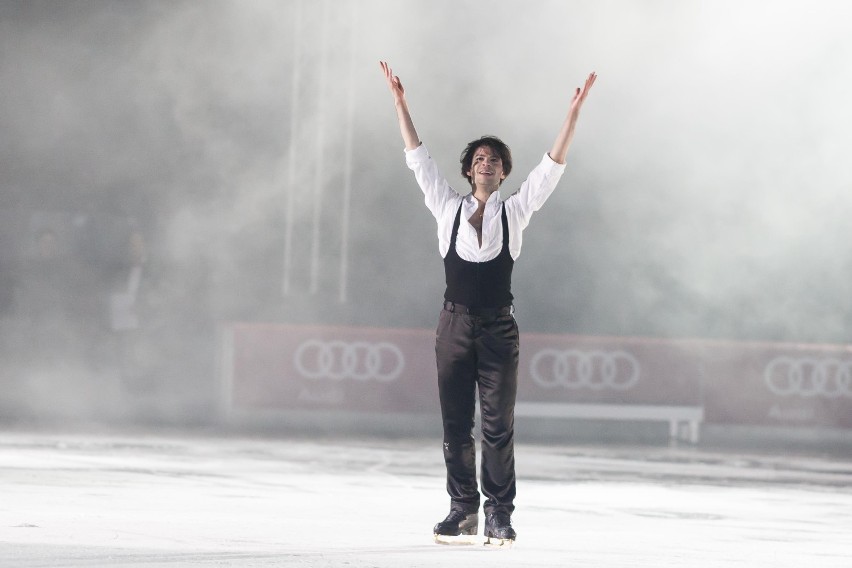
459;135;512;187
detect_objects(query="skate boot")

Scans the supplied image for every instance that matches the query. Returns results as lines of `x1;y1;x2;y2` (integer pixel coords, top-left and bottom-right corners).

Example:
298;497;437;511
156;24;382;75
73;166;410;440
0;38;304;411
484;511;516;546
433;509;479;544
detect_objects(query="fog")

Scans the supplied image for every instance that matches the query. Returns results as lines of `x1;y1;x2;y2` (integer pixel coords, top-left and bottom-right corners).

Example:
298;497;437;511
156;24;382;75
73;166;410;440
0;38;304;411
1;0;851;424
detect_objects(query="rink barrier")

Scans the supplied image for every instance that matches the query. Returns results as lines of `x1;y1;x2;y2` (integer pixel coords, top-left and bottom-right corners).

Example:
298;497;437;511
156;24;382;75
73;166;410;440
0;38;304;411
219;322;852;436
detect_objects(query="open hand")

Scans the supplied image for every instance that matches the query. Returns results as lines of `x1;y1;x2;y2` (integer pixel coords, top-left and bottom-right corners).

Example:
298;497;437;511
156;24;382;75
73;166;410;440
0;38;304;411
380;61;405;103
570;72;597;113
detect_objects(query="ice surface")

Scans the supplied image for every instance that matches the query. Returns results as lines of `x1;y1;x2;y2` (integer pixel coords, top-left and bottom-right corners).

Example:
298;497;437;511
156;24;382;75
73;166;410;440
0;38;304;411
1;431;851;567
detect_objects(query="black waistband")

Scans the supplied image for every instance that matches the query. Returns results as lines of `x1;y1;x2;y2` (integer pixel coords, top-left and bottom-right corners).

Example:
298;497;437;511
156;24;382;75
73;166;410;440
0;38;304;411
443;301;513;318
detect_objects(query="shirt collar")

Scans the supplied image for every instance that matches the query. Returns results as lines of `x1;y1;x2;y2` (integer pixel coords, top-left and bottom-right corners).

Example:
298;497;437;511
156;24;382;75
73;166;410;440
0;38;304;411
466;191;501;206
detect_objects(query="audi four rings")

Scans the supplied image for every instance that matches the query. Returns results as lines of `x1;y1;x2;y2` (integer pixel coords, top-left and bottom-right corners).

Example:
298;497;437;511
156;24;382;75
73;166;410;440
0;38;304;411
294;339;406;382
529;349;641;391
764;356;852;399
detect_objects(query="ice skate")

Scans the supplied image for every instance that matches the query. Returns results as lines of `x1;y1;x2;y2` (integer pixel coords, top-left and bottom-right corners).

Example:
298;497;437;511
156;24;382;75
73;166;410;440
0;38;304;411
483;511;515;547
432;509;479;545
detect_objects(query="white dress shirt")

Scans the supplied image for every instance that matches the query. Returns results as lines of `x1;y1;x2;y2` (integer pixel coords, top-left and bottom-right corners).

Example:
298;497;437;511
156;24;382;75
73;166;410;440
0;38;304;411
405;143;567;262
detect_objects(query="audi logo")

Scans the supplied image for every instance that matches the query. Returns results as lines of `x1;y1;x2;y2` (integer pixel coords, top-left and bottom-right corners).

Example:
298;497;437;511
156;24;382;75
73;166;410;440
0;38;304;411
293;340;405;382
529;349;640;391
764;357;852;399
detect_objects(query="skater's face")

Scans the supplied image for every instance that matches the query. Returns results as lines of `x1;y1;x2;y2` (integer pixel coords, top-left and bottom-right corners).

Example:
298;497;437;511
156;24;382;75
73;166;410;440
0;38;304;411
466;145;506;188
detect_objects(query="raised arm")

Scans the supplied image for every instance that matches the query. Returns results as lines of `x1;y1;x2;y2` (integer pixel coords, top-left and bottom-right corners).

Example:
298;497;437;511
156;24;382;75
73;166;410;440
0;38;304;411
548;72;597;164
380;61;421;151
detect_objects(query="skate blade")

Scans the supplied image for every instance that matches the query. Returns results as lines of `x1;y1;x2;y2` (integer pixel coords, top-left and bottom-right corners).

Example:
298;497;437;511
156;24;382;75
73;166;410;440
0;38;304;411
484;536;515;548
433;533;482;546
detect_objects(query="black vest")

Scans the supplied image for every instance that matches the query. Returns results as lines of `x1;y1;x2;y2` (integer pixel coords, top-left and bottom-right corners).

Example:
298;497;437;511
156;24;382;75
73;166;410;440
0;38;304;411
443;201;514;308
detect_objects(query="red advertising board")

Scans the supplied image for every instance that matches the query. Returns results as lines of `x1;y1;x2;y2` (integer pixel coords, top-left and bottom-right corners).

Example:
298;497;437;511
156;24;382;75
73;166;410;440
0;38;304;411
700;340;852;429
517;333;702;406
225;323;438;414
221;323;852;430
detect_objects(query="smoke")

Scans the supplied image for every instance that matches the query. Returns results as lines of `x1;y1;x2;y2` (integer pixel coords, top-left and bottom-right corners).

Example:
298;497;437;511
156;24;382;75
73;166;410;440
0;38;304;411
2;0;851;424
359;0;852;341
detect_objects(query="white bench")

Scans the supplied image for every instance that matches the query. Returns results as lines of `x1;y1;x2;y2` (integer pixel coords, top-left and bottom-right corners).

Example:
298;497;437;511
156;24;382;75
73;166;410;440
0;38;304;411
515;402;704;443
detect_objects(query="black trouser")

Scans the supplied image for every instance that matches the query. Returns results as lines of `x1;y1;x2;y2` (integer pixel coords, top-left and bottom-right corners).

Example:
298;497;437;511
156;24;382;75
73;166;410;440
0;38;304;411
435;306;519;516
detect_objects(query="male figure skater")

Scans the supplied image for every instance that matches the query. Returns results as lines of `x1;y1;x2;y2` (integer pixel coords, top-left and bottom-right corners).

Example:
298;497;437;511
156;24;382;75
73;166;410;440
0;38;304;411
380;61;596;544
